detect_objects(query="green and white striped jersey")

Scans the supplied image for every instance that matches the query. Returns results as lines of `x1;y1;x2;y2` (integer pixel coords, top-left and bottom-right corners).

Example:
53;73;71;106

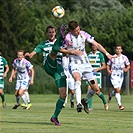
34;39;62;65
88;51;105;88
0;56;8;80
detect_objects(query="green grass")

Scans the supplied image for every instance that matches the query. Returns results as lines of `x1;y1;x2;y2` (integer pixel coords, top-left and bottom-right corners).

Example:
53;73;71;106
0;94;133;133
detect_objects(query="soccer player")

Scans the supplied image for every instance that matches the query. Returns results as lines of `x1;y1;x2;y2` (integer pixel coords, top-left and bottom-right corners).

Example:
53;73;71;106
61;21;116;113
9;50;34;110
107;45;130;110
86;44;107;110
25;24;82;126
0;51;9;108
62;55;75;108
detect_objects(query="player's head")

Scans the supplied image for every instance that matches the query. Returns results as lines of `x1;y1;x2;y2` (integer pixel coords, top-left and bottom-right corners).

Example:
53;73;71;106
46;25;57;41
115;44;123;55
91;44;98;52
17;50;24;60
69;21;80;36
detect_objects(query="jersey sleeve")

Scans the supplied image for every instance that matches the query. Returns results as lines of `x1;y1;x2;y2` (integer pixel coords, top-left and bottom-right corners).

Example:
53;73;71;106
107;59;111;66
82;31;94;43
34;42;45;54
25;59;33;69
124;56;130;66
2;57;8;66
99;52;105;63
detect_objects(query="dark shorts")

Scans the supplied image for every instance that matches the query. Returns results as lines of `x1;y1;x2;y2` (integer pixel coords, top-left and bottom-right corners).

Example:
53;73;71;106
43;55;66;88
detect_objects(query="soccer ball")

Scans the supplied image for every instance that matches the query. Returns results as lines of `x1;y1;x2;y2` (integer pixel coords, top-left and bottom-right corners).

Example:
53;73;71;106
52;6;65;18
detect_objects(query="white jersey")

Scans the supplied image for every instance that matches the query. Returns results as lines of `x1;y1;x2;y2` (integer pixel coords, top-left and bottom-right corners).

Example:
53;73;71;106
107;54;130;76
107;54;130;89
12;58;33;80
64;31;94;66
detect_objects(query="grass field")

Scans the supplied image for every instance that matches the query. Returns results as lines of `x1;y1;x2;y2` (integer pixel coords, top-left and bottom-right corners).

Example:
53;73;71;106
0;94;133;133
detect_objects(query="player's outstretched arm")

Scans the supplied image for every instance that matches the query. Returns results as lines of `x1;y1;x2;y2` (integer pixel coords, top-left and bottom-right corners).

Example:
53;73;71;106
91;40;117;59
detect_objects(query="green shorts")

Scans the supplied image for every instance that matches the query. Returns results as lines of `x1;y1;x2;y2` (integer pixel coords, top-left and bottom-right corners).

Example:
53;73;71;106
0;79;4;89
43;55;66;88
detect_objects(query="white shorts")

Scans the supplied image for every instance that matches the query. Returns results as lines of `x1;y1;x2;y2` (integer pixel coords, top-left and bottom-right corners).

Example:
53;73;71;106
64;70;75;90
15;78;30;90
70;63;96;81
110;74;124;89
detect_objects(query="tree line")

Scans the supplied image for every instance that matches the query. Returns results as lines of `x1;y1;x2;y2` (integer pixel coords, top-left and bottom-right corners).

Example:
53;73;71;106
1;0;133;94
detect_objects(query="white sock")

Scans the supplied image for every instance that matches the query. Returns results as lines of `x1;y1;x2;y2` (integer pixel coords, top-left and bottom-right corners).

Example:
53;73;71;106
115;93;121;106
85;88;95;102
75;81;81;105
24;91;30;103
21;94;28;107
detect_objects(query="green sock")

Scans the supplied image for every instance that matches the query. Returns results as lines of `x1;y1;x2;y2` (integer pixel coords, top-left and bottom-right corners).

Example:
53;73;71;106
52;97;65;118
88;97;93;108
98;92;107;104
1;93;5;102
52;36;63;54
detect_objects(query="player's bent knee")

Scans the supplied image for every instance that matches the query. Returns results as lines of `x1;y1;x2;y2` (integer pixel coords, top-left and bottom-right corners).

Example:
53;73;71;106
60;93;66;99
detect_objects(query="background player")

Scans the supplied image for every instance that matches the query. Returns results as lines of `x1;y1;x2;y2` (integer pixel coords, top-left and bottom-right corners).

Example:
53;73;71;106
86;44;107;110
0;51;9;108
107;44;130;110
9;50;34;110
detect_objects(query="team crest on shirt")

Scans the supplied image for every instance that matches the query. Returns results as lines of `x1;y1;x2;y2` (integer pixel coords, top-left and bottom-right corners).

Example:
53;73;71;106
90;60;95;64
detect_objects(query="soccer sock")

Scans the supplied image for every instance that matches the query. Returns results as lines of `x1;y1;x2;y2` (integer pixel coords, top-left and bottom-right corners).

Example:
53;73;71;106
21;94;28;106
16;95;20;105
85;88;94;103
70;93;75;102
88;97;93;108
52;36;63;54
52;97;65;118
1;93;5;102
98;92;107;104
75;81;81;105
24;91;30;103
115;93;121;106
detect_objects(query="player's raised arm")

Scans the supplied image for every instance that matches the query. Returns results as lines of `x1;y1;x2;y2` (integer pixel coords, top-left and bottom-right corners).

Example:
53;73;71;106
91;40;116;59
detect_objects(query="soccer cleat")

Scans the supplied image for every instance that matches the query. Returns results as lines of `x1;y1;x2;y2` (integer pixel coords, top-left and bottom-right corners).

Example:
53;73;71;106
77;103;82;113
108;93;112;103
60;23;67;39
50;117;61;126
2;102;6;108
12;104;20;109
21;103;26;107
70;101;74;108
27;103;32;109
119;105;124;110
81;98;89;114
104;104;109;110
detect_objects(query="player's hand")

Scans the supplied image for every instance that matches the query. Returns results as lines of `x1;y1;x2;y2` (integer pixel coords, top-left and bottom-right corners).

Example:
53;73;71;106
123;68;128;72
107;70;112;75
9;77;12;82
106;53;117;60
30;80;34;85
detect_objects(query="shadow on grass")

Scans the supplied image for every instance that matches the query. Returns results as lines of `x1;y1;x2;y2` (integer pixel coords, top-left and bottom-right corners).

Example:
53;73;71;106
0;120;52;125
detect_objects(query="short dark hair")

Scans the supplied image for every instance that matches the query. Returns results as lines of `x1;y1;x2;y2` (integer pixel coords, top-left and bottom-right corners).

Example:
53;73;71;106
68;21;79;30
17;50;24;54
46;25;57;33
116;44;122;49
